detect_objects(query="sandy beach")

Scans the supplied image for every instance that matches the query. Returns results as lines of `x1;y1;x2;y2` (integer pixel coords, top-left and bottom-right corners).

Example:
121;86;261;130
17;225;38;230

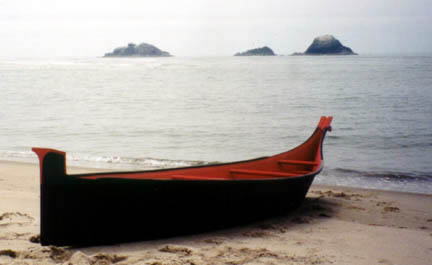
1;160;431;265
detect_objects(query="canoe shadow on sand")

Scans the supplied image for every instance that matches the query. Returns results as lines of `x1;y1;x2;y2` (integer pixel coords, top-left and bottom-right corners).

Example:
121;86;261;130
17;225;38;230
232;195;341;237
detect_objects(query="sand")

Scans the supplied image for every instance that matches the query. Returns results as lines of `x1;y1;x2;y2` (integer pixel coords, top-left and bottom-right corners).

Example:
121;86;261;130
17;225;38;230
1;160;431;265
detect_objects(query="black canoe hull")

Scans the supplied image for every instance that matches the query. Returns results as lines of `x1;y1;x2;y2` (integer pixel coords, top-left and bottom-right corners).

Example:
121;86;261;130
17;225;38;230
40;151;318;246
35;116;333;246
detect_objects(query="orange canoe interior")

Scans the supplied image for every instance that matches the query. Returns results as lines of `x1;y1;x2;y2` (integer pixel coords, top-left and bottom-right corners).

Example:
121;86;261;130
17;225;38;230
34;117;332;181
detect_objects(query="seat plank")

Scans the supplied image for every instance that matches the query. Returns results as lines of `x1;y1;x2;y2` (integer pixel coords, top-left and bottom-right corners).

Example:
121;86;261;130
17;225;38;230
230;169;299;178
171;175;227;180
278;160;319;166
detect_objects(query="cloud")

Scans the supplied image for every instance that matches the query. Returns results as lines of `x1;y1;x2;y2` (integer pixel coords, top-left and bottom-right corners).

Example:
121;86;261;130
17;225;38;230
0;0;431;57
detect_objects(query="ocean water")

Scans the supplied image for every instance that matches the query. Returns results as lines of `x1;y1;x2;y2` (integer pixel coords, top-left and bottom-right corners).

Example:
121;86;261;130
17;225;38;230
1;55;431;194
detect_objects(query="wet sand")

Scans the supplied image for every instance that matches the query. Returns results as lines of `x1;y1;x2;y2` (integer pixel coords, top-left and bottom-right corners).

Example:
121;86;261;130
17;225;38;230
1;160;431;264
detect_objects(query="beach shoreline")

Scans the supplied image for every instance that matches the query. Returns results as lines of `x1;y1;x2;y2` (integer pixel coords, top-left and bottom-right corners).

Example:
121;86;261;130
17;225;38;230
1;160;431;264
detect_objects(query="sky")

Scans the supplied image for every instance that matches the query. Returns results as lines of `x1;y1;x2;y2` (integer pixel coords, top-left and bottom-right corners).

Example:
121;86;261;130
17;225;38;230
1;0;431;57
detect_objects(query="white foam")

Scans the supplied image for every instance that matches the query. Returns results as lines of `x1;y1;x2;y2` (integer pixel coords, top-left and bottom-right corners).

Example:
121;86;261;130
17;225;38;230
67;152;201;170
0;149;209;170
0;150;37;163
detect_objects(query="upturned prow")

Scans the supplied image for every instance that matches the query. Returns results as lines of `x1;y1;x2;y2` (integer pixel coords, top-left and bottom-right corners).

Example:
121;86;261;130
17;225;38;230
32;148;66;184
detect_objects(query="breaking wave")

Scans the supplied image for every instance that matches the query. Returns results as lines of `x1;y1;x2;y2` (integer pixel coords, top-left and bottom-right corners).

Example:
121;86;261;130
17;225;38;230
330;167;432;182
0;150;211;170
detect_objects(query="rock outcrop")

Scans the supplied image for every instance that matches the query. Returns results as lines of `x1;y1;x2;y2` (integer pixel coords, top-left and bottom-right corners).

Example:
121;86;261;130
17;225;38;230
234;46;276;56
104;43;171;57
294;35;357;55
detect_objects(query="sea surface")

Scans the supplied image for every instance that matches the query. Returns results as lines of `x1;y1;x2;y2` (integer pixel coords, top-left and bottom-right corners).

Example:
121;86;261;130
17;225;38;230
1;55;431;194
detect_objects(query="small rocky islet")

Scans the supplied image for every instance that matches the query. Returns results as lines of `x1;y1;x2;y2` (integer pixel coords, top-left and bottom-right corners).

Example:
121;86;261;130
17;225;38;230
293;35;357;55
234;46;276;56
104;43;171;57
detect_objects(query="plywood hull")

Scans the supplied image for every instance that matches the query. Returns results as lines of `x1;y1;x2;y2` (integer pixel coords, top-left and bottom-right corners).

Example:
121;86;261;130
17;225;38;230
41;164;317;246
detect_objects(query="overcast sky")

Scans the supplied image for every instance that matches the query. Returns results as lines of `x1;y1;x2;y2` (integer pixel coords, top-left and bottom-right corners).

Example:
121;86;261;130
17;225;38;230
1;0;431;57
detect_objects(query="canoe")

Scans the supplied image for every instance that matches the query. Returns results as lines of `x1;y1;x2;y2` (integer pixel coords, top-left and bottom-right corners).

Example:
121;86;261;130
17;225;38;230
33;116;332;246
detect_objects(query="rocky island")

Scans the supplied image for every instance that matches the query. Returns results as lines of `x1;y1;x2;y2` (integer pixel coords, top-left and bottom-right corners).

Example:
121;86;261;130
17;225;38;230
293;35;357;55
234;46;276;56
104;43;171;57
